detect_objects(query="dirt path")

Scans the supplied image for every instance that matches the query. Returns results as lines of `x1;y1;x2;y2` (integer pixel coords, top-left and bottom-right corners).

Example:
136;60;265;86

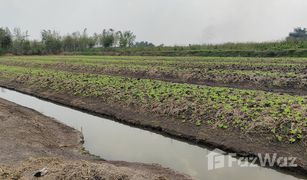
0;98;191;180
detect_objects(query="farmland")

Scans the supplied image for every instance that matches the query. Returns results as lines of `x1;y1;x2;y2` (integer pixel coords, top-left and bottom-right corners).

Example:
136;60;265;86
1;56;307;95
0;55;306;175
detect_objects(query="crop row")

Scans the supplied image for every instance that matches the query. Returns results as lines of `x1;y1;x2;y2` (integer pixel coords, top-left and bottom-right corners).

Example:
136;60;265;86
0;64;306;143
1;57;306;94
3;55;307;63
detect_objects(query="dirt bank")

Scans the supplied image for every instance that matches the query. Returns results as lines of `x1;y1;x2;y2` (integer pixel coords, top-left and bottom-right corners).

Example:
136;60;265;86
0;98;191;180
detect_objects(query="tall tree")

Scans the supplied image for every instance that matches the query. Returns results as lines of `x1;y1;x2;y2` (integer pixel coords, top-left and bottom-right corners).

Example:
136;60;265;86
0;27;12;51
63;35;74;51
287;27;307;41
41;30;62;53
118;30;136;48
11;28;30;55
100;29;116;48
134;41;155;48
80;28;89;50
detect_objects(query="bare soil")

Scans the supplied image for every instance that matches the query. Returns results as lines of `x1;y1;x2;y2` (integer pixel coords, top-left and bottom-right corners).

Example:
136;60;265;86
0;98;191;180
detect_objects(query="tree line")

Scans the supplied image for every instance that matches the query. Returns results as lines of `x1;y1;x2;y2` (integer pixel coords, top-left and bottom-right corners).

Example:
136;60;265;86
0;27;154;55
1;27;306;56
287;27;307;41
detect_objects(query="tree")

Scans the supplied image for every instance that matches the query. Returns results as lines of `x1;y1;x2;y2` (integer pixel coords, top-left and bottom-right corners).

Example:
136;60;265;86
30;40;44;55
287;27;307;41
71;31;81;51
41;30;62;54
118;30;136;48
63;35;75;51
62;29;98;52
134;41;155;48
2;27;139;55
87;36;97;48
79;28;89;50
0;27;12;51
11;28;30;55
99;29;116;48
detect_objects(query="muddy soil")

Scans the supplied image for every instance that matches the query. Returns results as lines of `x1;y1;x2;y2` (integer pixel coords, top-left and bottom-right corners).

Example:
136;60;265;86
0;98;191;180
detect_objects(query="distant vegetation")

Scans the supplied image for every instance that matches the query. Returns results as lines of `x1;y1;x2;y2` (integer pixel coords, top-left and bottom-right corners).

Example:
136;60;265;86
287;27;307;41
1;27;307;57
0;27;12;54
0;27;144;55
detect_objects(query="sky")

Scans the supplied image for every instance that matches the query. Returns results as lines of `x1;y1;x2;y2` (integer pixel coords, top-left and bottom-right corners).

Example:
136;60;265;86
1;0;307;45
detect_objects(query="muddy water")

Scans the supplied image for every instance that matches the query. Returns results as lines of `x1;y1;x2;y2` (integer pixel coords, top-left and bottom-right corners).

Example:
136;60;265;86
0;87;303;180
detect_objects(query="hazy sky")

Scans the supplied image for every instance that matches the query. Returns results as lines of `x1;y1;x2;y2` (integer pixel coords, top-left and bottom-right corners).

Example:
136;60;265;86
1;0;307;45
